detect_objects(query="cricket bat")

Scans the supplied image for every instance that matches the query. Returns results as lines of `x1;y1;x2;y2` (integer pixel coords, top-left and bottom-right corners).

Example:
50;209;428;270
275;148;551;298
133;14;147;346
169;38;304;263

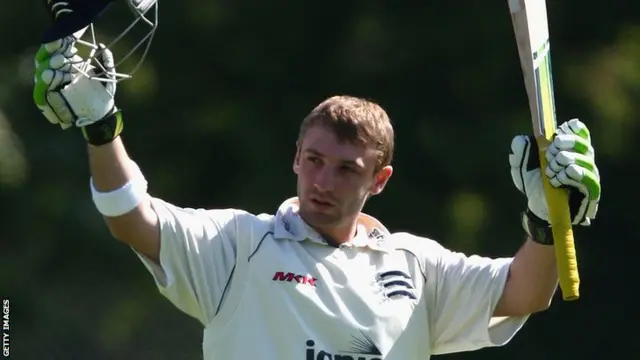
508;0;580;301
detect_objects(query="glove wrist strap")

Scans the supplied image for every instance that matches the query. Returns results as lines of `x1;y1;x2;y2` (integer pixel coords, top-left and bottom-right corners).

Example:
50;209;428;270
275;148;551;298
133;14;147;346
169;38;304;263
81;111;124;146
522;209;554;245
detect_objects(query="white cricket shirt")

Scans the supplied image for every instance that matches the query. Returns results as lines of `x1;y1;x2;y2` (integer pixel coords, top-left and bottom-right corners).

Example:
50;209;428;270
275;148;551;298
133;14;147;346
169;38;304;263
135;197;529;359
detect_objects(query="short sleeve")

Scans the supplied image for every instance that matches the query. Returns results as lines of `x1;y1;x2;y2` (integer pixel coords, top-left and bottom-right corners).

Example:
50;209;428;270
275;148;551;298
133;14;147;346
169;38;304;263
424;241;529;355
134;197;257;326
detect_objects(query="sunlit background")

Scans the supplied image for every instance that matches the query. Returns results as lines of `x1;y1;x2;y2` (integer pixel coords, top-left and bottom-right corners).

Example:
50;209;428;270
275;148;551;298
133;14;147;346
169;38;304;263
0;1;634;359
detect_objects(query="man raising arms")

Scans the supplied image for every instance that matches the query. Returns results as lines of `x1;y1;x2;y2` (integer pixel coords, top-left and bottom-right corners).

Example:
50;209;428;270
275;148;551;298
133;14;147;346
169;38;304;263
33;36;601;359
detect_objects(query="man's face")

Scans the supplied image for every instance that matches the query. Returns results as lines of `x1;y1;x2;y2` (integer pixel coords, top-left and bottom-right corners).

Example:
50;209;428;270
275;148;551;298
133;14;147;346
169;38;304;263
293;126;392;232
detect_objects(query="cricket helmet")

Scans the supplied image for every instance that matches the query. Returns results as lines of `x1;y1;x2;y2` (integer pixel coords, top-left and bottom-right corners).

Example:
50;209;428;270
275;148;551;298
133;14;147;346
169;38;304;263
42;0;158;82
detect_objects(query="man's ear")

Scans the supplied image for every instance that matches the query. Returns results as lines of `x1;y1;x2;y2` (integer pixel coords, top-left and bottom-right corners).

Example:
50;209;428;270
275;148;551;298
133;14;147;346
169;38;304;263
370;165;393;196
293;141;301;174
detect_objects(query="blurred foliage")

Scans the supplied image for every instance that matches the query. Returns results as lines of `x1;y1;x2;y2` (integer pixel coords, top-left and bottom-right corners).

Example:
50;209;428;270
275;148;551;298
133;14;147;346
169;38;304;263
0;1;635;359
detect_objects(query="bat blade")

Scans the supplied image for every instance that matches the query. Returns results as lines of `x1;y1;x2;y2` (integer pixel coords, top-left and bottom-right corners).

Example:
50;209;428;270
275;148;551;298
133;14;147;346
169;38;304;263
508;0;580;301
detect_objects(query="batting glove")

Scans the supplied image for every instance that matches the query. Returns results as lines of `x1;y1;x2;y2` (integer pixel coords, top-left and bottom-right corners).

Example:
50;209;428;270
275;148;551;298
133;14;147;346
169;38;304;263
509;119;601;243
33;37;123;145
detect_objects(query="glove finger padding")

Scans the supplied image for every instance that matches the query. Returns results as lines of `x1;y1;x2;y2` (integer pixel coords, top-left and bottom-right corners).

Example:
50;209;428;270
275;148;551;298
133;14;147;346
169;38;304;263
554;164;600;225
35;65;75;126
547;134;594;162
34;37;82;128
547;118;600;225
557;118;591;140
43;70;76;128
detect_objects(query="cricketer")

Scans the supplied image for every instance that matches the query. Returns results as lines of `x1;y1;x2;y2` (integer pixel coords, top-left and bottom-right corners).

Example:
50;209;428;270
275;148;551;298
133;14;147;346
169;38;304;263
32;2;601;359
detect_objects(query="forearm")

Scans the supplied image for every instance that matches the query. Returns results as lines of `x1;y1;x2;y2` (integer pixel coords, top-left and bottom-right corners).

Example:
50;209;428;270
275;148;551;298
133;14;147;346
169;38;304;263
494;238;558;317
88;137;136;191
88;137;160;261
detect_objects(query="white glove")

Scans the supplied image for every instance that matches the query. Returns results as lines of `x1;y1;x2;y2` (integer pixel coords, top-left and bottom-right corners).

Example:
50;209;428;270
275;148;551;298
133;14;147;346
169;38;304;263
509;118;601;226
33;37;117;129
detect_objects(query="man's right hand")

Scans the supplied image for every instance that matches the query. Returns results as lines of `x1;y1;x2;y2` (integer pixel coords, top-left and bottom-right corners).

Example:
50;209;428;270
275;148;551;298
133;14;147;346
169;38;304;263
33;36;118;130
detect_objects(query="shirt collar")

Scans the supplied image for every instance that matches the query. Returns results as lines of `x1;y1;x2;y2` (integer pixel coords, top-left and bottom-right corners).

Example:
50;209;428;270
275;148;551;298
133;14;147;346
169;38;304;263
273;197;392;252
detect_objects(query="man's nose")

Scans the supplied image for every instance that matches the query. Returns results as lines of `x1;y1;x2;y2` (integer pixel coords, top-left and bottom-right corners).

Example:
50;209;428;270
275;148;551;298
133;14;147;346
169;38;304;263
314;165;336;192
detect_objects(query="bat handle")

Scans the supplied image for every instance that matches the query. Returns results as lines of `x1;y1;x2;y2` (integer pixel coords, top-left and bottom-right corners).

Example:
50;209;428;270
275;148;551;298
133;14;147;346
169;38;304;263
537;137;580;301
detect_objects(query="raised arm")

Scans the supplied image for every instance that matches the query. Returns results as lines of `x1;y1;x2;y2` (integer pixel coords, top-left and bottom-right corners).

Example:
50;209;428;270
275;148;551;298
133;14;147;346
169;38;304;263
88;137;160;262
33;37;263;325
33;37;161;261
421;119;601;355
503;119;601;315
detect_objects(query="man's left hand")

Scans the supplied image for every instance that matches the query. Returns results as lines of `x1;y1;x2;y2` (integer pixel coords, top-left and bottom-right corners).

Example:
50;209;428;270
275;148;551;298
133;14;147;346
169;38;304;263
509;118;601;226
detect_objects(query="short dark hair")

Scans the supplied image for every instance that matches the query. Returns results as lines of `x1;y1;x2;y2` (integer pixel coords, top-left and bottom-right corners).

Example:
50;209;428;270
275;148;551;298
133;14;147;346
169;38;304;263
298;95;395;172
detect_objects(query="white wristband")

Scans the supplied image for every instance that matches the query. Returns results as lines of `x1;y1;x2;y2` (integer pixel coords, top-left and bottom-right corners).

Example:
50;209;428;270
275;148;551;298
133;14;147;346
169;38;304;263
90;161;149;217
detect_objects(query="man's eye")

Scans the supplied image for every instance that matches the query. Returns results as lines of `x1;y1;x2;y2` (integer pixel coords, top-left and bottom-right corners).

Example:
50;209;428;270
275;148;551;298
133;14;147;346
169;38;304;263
340;166;357;173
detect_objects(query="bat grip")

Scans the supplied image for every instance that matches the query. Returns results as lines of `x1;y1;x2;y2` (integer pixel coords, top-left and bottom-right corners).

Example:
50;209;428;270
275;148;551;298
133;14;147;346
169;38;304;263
537;137;580;301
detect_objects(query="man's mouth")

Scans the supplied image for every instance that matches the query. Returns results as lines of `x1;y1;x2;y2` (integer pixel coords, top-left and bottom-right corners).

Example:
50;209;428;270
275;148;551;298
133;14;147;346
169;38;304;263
310;197;334;208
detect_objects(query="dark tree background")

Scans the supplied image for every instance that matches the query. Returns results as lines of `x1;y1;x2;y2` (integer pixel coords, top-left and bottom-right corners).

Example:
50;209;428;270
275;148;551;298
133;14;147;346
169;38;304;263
0;1;635;359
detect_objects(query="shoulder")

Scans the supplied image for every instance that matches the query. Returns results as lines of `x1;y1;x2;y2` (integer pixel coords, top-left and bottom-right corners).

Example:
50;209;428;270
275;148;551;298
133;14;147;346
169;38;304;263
204;207;277;235
386;231;454;272
150;197;277;235
389;231;512;276
389;231;448;258
196;207;279;258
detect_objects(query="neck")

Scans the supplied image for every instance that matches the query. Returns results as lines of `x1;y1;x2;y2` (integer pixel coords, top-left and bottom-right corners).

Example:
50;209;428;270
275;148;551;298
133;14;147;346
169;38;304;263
317;223;358;247
300;215;359;247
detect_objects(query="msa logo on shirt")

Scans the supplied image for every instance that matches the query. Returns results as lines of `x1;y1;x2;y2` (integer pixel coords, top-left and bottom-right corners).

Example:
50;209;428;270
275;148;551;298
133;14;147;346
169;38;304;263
305;335;382;360
272;271;317;287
